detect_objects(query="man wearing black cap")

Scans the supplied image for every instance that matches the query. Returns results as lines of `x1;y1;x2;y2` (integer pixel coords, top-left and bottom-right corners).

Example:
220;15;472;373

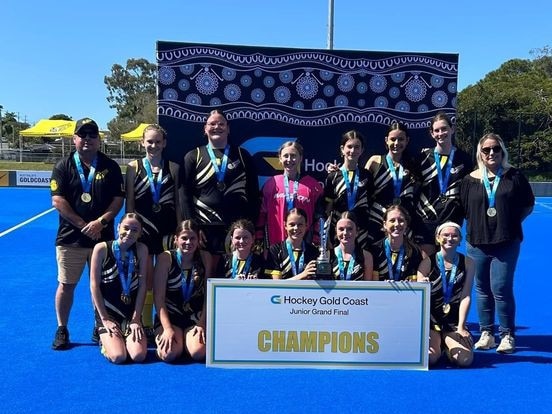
50;118;124;350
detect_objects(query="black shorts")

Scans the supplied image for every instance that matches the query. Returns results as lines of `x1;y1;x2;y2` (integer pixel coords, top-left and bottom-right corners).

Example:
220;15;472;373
201;224;228;255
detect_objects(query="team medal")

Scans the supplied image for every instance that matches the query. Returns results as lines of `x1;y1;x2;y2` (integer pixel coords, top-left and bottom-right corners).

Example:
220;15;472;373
443;303;451;315
393;198;401;205
74;152;97;204
112;240;135;307
434;148;456;206
207;144;230;193
120;294;131;305
152;203;161;213
385;155;404;207
483;166;502;219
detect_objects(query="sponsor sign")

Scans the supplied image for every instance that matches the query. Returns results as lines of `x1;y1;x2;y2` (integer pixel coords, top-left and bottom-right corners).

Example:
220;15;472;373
16;171;51;187
207;279;430;370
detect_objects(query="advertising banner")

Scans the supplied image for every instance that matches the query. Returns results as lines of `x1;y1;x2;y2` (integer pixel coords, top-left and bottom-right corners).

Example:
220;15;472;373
157;42;458;183
207;279;430;370
16;171;51;187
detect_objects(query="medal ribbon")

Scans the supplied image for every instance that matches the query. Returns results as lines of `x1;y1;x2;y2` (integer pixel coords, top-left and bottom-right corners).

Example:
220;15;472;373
384;238;405;281
385;155;404;199
207;144;230;186
482;166;502;210
335;246;355;280
142;158;163;205
112;241;134;298
73;152;97;197
340;167;359;210
285;240;305;276
176;250;195;302
433;147;456;198
283;173;299;211
231;253;253;279
437;252;458;306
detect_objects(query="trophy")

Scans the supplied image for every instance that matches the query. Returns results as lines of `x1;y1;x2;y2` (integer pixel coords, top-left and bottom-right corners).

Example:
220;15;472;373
316;216;332;279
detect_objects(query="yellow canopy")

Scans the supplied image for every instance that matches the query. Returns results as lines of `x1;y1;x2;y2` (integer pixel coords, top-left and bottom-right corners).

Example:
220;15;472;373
19;119;76;137
121;123;151;141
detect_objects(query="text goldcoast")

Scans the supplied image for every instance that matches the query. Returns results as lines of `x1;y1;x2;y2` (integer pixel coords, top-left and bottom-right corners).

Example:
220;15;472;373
281;295;369;306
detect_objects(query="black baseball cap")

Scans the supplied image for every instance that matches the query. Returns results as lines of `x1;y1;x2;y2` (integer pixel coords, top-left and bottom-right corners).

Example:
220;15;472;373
74;118;99;135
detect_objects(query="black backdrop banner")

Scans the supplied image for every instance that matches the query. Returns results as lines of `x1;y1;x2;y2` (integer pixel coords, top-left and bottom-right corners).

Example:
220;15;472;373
157;41;458;184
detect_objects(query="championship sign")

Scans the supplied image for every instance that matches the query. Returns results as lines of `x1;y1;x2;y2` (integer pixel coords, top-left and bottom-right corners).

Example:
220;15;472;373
206;279;430;370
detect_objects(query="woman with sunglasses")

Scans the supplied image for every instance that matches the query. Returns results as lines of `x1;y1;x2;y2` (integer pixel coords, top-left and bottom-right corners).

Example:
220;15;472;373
461;133;534;354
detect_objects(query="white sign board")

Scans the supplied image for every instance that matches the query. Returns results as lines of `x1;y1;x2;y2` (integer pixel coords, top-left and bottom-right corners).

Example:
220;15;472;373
206;279;430;370
16;171;51;187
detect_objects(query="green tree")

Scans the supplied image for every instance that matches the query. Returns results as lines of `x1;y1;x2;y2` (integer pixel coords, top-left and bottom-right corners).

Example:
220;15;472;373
49;114;73;121
104;58;157;139
457;49;552;175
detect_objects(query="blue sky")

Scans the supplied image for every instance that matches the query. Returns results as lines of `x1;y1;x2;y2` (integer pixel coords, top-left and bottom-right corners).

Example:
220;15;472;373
1;0;549;129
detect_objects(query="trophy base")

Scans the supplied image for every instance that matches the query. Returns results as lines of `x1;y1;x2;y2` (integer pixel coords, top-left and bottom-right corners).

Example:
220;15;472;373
316;261;333;280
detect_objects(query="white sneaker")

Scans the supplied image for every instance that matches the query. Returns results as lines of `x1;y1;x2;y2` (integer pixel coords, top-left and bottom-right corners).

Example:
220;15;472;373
474;331;496;350
496;334;515;354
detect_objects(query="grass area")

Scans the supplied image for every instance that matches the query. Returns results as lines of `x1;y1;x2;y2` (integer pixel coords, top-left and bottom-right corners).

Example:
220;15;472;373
0;161;54;171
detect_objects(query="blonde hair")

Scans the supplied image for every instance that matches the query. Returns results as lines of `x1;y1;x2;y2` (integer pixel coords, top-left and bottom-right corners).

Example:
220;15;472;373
476;133;512;174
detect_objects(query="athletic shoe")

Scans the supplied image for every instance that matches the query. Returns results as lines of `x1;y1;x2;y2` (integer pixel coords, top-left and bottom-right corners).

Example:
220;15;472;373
474;331;496;350
496;334;515;354
91;326;100;344
52;326;70;350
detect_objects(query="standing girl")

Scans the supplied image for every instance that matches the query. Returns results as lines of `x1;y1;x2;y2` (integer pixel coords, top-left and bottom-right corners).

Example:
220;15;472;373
125;124;181;335
264;208;319;280
324;130;373;249
412;112;472;255
365;122;417;245
417;222;475;367
256;141;323;249
153;220;206;362
90;213;149;364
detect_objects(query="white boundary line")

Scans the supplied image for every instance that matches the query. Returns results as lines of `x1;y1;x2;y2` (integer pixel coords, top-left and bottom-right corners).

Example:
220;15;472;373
537;201;552;211
0;208;56;238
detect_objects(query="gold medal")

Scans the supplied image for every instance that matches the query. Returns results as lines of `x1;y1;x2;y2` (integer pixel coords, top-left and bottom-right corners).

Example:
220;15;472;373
121;294;131;305
443;303;451;315
216;181;226;191
152;203;161;213
81;192;92;203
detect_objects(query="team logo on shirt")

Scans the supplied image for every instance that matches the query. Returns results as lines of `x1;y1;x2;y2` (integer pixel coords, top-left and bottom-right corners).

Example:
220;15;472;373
50;179;58;191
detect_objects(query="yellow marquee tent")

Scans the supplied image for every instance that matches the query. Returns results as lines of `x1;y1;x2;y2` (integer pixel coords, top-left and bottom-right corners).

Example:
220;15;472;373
121;123;151;141
19;119;77;137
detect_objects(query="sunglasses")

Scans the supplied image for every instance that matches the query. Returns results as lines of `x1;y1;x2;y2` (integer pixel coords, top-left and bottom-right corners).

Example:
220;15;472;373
76;131;99;139
480;145;502;155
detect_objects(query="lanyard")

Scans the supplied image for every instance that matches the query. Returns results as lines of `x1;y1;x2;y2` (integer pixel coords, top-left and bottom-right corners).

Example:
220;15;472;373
73;152;97;196
283;173;299;211
176;250;195;302
385;155;404;199
206;144;230;185
335;246;355;280
437;252;458;305
112;241;135;297
384;238;404;281
482;166;502;209
433;147;456;197
285;240;305;276
340;167;359;210
142;158;163;205
231;253;253;279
